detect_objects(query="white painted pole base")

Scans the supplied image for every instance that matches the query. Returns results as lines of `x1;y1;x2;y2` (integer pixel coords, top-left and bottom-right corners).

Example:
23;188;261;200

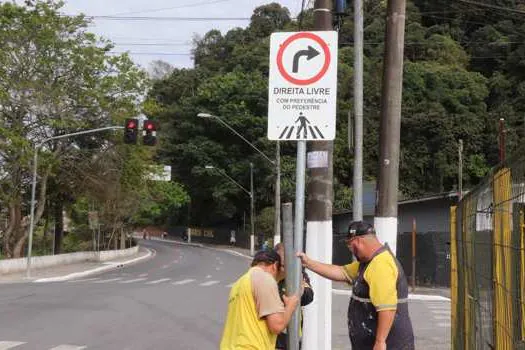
250;234;255;256
374;216;398;256
273;234;281;246
302;220;333;350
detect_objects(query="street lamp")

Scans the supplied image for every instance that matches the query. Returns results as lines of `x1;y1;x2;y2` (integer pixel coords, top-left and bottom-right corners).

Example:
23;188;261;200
205;164;255;256
26;126;124;278
198;112;281;246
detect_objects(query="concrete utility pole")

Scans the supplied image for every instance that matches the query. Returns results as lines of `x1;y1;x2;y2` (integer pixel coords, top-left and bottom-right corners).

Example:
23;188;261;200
353;0;364;222
374;0;407;256
303;2;334;349
458;139;463;200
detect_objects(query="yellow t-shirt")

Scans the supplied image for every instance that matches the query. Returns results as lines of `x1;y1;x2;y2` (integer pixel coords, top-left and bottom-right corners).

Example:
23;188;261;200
220;267;283;349
341;250;399;311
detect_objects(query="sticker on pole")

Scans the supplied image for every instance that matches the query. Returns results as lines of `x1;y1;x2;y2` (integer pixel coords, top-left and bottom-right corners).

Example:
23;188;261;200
268;31;338;141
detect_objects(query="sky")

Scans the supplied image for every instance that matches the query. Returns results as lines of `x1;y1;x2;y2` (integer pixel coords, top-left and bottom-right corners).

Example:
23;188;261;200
61;0;305;70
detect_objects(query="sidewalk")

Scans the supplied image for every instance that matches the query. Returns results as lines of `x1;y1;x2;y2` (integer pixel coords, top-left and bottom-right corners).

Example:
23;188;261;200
0;247;152;284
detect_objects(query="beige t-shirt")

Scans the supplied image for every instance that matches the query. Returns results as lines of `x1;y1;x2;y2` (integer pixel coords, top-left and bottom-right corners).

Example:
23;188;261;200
251;266;285;318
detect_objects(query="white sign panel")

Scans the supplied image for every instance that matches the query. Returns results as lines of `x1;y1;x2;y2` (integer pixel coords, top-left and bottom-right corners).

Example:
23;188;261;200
268;31;338;141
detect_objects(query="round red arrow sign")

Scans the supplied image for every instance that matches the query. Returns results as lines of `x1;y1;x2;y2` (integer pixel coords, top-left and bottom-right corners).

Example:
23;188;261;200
276;32;331;86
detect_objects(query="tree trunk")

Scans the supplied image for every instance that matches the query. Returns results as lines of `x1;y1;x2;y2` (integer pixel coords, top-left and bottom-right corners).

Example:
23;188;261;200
54;201;64;255
3;203;18;258
120;227;126;250
13;233;26;258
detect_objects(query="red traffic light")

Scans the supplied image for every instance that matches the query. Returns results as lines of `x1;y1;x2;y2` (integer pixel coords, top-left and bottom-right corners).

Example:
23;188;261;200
143;120;156;131
126;119;137;129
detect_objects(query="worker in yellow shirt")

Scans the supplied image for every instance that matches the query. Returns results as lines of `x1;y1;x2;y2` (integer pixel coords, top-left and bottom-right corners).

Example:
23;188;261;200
297;221;414;350
220;249;300;350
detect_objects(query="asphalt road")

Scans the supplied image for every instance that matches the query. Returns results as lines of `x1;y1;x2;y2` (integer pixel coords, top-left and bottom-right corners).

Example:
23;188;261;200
0;239;450;349
0;240;249;350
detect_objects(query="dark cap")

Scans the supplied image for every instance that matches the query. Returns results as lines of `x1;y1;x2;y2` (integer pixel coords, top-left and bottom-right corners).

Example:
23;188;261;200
251;249;281;267
346;221;375;239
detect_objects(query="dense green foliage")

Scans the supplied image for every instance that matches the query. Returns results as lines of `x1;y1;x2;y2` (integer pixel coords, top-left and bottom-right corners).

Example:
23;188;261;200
147;1;525;236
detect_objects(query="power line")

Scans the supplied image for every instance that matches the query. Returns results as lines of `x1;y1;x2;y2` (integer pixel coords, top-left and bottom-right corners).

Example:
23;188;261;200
109;0;235;16
112;43;192;47
109;51;193;56
76;15;252;22
457;0;525;15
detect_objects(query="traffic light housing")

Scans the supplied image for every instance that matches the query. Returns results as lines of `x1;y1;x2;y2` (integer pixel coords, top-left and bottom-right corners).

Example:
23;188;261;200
143;120;157;146
124;118;138;144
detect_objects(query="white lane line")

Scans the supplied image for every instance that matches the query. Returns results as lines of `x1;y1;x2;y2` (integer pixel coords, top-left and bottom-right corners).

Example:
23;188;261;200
200;280;220;286
226;283;234;288
437;322;451;328
172;279;195;285
206;275;212;279
431;310;451;316
162;265;170;269
92;278;123;284
332;289;451;301
68;278;100;283
0;342;26;350
119;278;147;284
427;304;450;310
434;315;450;320
146;278;171;285
49;345;87;350
139;273;148;277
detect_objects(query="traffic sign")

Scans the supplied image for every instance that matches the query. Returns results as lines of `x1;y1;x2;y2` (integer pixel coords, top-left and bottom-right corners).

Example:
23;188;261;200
267;31;338;141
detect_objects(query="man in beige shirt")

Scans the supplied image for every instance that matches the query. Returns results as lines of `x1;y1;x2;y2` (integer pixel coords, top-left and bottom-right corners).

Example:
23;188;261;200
221;250;299;349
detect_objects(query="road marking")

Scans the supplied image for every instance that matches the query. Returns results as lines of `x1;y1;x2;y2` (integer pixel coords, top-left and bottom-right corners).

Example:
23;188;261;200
146;278;171;285
93;278;123;284
162;265;170;269
0;342;25;349
437;322;451;328
427;304;450;310
434;315;450;320
206;275;212;279
68;278;100;283
119;278;147;284
172;279;194;285
226;283;234;288
49;345;87;350
431;310;451;315
139;273;148;277
200;280;220;286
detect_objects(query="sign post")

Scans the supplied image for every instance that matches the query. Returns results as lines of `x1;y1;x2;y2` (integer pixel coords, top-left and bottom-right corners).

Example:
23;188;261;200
268;30;338;350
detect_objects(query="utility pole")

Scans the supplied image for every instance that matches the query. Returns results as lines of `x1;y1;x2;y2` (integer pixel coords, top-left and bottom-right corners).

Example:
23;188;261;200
274;142;281;245
353;0;364;222
499;118;506;163
303;2;334;349
458;139;463;200
374;0;407;256
250;162;255;255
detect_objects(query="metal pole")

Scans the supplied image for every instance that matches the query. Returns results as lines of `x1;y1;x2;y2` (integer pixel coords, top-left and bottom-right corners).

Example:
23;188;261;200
458;139;463;200
374;0;407;256
282;202;298;350
499;118;506;163
250;162;255;256
292;140;307;350
26;148;39;278
411;217;416;292
353;0;364;222
274;142;281;245
26;125;125;277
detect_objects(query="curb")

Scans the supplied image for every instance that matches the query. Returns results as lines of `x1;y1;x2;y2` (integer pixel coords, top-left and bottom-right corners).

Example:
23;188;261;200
332;288;450;301
33;248;154;283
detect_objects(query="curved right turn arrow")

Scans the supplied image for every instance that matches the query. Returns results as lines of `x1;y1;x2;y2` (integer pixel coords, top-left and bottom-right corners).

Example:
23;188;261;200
292;46;320;73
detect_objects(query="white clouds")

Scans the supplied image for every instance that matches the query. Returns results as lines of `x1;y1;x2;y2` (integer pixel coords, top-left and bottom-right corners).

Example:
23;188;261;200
61;0;300;69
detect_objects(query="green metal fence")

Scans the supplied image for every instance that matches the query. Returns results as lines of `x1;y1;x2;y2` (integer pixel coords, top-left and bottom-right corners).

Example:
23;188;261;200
451;154;525;349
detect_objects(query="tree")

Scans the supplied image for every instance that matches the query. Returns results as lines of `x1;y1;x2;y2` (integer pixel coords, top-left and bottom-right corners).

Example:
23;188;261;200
0;1;148;257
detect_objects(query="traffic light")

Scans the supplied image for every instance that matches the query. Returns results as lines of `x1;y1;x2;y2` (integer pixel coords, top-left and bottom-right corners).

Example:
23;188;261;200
124;118;138;144
143;120;157;146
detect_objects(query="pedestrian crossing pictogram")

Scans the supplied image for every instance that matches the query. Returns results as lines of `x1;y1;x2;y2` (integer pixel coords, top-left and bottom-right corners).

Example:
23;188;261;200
278;113;325;140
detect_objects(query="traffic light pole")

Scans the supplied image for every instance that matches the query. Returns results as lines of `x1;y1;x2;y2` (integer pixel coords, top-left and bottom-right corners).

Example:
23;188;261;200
26;126;124;278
